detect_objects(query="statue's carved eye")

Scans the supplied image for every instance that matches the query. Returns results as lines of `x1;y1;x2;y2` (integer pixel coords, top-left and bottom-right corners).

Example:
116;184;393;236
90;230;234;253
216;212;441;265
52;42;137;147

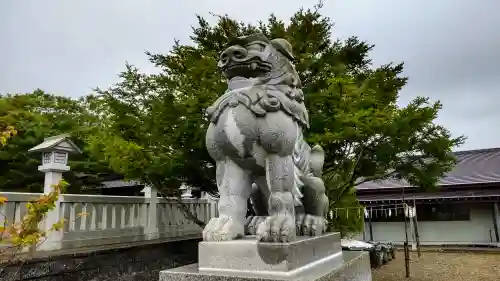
245;43;265;52
233;50;246;59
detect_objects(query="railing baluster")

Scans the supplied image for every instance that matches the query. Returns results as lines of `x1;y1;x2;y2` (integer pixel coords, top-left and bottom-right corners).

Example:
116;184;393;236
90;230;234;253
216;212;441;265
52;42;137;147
0;192;219;251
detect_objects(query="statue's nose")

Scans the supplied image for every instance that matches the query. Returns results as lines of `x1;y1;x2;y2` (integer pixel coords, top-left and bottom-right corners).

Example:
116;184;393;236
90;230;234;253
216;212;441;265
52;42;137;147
220;45;248;65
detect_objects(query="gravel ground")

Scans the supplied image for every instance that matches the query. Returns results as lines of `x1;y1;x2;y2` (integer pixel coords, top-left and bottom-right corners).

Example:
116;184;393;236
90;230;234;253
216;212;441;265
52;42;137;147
372;251;500;281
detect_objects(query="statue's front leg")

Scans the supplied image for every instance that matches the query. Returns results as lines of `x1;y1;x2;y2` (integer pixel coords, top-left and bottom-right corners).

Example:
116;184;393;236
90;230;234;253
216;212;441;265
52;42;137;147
203;158;251;241
256;154;296;242
255;112;298;242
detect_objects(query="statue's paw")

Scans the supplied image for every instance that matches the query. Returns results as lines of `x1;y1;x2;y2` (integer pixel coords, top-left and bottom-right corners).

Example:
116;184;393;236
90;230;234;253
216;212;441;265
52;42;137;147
202;216;244;241
295;213;306;236
256;214;296;242
245;216;267;235
297;214;327;236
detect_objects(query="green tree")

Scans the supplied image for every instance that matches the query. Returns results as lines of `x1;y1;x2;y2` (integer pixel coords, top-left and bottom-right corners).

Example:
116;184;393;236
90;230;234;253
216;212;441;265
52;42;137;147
0;90;111;192
88;3;465;233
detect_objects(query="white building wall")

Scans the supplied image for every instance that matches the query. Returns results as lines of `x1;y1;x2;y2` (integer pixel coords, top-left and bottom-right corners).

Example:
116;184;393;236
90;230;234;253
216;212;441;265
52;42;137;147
353;203;497;245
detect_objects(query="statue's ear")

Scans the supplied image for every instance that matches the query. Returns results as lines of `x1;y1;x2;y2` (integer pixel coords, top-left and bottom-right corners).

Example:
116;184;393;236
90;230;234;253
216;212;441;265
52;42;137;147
270;38;295;61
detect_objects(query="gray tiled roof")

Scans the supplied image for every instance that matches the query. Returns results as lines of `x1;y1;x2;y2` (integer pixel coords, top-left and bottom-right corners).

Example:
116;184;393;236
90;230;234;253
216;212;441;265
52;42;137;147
356;148;500;190
357;188;500;201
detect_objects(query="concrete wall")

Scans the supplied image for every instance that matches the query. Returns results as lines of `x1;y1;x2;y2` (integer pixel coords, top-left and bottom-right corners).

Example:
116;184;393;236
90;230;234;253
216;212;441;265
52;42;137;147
354;203;498;245
1;239;200;281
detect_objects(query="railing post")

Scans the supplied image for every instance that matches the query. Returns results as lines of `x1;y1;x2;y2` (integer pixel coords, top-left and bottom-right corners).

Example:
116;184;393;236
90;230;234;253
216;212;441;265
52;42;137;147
142;185;158;240
208;196;218;220
37;172;64;251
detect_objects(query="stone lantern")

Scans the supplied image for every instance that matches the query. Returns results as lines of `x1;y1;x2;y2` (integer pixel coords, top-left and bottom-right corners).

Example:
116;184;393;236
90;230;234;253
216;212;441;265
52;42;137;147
28;134;82;193
179;183;199;199
27;134;82;251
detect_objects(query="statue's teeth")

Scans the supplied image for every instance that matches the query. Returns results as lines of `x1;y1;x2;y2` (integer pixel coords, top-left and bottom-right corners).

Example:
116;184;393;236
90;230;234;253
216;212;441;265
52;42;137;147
251;62;257;70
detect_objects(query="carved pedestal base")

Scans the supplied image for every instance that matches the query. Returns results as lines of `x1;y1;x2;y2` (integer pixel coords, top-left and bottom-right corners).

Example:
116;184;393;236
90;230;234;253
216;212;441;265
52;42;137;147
159;233;372;281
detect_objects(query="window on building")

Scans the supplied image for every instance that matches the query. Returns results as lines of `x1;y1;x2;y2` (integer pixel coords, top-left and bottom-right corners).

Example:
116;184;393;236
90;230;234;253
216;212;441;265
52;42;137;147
416;203;470;221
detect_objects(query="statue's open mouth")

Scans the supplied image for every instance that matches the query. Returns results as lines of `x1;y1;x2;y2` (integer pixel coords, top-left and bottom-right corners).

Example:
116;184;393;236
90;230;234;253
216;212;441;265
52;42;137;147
221;58;272;79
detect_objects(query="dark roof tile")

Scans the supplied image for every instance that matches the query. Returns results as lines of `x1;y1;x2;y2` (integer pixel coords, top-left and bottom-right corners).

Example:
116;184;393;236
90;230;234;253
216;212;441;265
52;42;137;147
358;188;500;201
356;147;500;190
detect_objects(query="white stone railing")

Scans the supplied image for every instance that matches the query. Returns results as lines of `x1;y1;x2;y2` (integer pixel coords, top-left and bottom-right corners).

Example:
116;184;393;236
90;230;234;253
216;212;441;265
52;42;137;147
0;191;218;252
0;192;44;226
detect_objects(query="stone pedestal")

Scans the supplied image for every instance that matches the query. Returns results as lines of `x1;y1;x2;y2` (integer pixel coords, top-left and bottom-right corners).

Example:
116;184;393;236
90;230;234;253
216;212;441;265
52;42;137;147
160;233;372;281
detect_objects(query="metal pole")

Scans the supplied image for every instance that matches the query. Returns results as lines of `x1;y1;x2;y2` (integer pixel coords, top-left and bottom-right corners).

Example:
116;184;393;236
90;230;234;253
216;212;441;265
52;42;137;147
491;203;499;243
402;186;410;278
362;209;367;241
402;187;409;245
404;241;410;277
413;198;421;257
369;207;374;241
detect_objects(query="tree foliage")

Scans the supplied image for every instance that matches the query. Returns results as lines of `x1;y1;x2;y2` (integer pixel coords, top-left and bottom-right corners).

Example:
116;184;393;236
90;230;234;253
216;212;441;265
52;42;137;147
88;4;465;233
0;90;111;192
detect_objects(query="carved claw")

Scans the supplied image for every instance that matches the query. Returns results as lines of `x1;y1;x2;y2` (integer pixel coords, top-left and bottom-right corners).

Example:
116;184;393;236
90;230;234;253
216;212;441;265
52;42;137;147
202;216;244;241
245;216;267;235
256;214;296;242
295;213;306;236
296;214;327;237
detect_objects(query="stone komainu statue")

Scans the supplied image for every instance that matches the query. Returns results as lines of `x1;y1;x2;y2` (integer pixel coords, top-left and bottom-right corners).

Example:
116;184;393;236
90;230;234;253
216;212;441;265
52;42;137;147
203;34;329;243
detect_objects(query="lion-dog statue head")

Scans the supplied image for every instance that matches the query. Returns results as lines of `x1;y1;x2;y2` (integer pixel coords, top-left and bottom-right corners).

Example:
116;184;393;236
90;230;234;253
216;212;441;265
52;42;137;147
210;33;309;129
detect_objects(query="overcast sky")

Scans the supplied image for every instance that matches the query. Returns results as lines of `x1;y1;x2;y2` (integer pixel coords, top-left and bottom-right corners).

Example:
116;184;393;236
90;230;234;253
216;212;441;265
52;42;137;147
1;0;499;151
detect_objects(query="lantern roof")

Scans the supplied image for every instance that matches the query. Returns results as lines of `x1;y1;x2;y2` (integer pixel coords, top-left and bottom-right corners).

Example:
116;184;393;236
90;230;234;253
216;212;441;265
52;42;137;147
28;134;83;154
